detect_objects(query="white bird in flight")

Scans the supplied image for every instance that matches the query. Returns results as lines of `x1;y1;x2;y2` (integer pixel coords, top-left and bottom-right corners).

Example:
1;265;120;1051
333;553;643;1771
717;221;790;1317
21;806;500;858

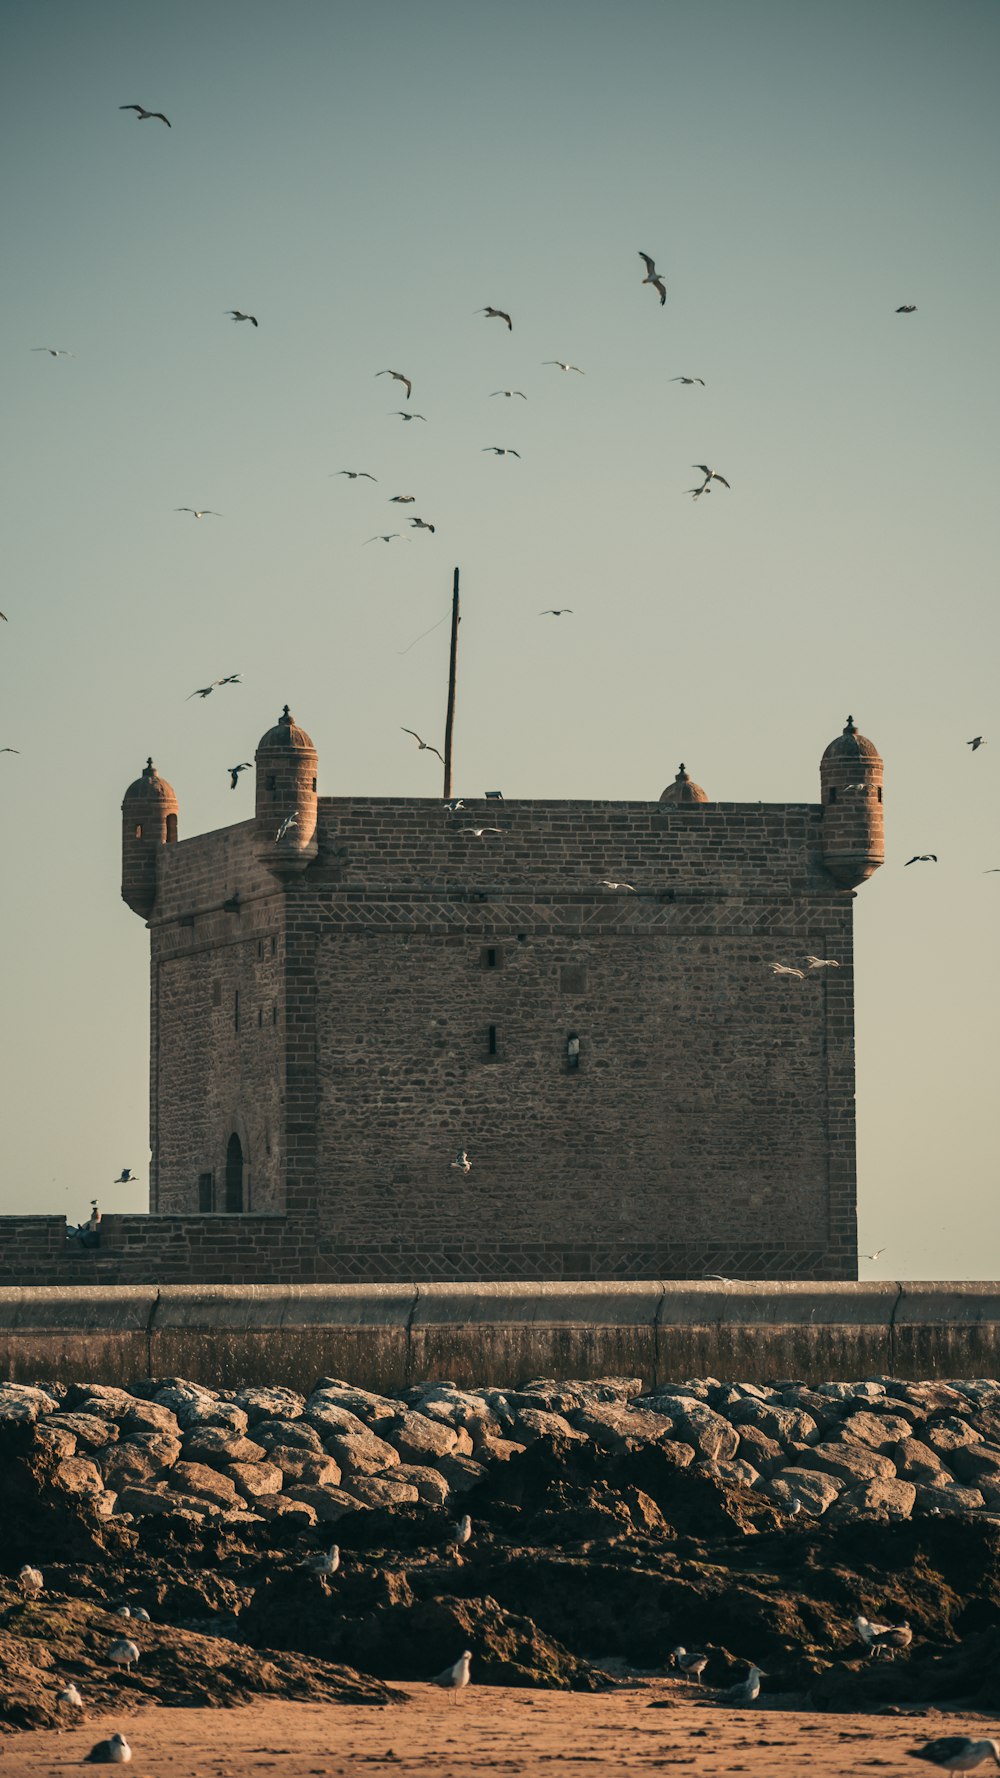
31;347;74;357
544;360;585;373
482;446;520;457
377;369;412;399
401;728;444;761
671;375;705;385
478;307;512;330
451;1150;472;1175
227;310;257;326
693;465;730;489
540;609;572;616
904;854;937;865
491;389;526;398
365;533;400;544
120;103;170;126
859;1246;887;1261
394;411;426;421
461;827;503;838
275;813;299;843
601;880;636;892
804;956;840;970
389;494;415;503
175;508;221;518
638;251;667;305
334;470;376;481
229;763;252;789
771;963;806;979
409;517;436;533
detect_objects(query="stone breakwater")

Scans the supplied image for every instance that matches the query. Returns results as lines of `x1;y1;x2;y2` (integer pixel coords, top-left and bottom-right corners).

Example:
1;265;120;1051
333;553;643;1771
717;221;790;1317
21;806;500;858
4;1371;1000;1527
7;1372;1000;1731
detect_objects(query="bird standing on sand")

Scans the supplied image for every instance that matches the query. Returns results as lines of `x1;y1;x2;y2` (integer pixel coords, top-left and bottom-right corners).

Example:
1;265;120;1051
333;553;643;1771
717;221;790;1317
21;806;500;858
401;728;444;761
432;1649;472;1702
19;1565;43;1597
227;310;258;326
85;1734;132;1763
670;1648;709;1682
107;1638;140;1673
908;1740;1000;1771
479;307;512;330
376;369;413;400
120;104;170;126
638;252;667;305
719;1665;764;1705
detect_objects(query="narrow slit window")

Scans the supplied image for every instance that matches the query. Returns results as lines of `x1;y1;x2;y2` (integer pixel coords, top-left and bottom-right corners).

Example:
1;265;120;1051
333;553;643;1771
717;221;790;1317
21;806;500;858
234;989;240;1032
877;785;882;802
198;1172;214;1213
828;786;838;804
488;1024;497;1056
165;813;177;842
134;823;143;839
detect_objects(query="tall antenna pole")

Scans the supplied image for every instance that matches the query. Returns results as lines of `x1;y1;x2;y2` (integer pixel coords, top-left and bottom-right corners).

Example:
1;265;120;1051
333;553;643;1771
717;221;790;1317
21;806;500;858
443;566;460;798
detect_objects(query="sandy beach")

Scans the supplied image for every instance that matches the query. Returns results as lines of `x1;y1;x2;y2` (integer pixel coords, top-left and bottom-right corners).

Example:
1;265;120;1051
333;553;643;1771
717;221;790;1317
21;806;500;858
2;1685;997;1778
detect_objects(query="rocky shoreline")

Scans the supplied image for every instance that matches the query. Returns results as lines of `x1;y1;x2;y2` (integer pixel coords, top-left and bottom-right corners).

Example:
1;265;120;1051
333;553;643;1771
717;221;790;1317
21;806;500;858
5;1371;1000;1730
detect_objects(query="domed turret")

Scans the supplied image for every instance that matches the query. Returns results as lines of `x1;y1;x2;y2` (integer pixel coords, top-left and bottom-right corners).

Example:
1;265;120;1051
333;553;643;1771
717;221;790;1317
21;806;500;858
121;758;178;919
658;763;708;805
255;705;318;878
820;716;884;888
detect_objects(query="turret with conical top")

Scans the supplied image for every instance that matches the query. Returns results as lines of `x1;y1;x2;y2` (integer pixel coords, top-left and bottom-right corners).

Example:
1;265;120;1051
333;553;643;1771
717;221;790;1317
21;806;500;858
255;705;318;878
121;758;178;919
820;716;884;888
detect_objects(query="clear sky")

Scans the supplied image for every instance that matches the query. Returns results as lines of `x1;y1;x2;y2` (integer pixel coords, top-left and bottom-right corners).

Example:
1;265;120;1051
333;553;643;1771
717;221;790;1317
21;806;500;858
1;0;997;1277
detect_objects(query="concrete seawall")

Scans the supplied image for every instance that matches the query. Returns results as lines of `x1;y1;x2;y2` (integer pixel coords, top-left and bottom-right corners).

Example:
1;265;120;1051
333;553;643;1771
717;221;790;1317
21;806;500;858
1;1282;999;1389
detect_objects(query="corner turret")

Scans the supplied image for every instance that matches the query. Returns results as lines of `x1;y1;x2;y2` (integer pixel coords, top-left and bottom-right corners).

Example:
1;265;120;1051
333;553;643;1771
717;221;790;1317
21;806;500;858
820;716;884;888
658;763;708;805
121;758;178;919
255;705;318;878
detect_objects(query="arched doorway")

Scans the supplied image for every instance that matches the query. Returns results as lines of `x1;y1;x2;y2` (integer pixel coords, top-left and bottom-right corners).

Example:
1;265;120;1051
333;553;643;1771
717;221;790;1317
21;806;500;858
224;1133;244;1212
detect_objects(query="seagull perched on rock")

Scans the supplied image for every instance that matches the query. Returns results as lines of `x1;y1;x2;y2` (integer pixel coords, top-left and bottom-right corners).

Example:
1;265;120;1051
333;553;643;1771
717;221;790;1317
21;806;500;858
432;1649;472;1702
908;1740;1000;1770
112;1169;135;1184
365;533;400;544
540;608;572;616
107;1638;140;1673
451;1149;472;1176
478;307;512;330
120;103;170;126
671;375;705;385
804;956;840;970
719;1665;764;1706
275;813;298;843
638;251;667;305
771;963;806;979
692;465;730;489
401;728;444;760
896;304;918;313
19;1565;43;1597
306;1542;340;1575
227;309;257;326
229;763;252;789
451;1514;473;1551
967;736;986;751
544;360;585;373
333;470;377;481
482;446;520;456
409;516;436;533
85;1733;132;1764
491;389;526;398
670;1648;709;1683
31;346;74;357
904;854;937;865
175;508;221;518
376;369;412;399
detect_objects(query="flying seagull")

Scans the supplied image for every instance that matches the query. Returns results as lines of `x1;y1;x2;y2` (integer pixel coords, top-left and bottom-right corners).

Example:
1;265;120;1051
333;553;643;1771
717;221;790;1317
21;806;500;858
859;1246;887;1261
112;1169;135;1184
693;465;730;489
967;736;986;751
120;104;170;126
229;762;252;789
771;963;806;979
227;310;258;326
402;728;444;760
671;376;705;385
365;533;400;544
409;516;436;532
638;251;667;305
333;470;376;481
544;360;585;373
478;307;512;330
896;304;918;313
85;1734;132;1764
491;389;527;398
275;813;298;843
1;747;20;754
175;508;221;518
393;410;426;421
187;684;216;700
686;485;712;499
451;1150;473;1176
540;608;572;616
432;1649;472;1702
482;446;520;456
908;1739;1000;1770
31;347;74;357
804;956;840;970
904;854;937;865
376;369;412;399
460;826;502;837
216;672;242;685
601;880;636;892
388;494;415;503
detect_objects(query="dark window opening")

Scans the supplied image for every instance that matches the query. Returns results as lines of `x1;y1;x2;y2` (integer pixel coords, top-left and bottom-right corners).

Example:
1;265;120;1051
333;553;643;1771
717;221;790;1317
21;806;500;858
488;1024;497;1056
166;813;177;843
312;777;317;791
224;1134;244;1213
134;823;143;839
257;1007;263;1027
877;785;882;803
257;939;264;960
198;1172;214;1213
271;936;277;955
266;774;276;792
234;989;240;1031
272;1005;277;1024
481;946;500;969
828;787;837;804
566;1032;581;1072
212;979;222;1007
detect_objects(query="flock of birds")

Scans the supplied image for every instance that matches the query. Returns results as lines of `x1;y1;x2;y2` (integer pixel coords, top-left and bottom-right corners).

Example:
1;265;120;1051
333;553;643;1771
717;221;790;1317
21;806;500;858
14;1555;999;1766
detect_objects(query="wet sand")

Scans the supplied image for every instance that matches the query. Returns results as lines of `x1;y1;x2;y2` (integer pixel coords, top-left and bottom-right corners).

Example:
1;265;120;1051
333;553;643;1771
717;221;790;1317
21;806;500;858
2;1682;995;1777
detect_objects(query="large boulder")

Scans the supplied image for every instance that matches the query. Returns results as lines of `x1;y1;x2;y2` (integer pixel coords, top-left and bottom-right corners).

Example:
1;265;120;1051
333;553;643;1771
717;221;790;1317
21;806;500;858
795;1441;897;1486
948;1445;1000;1490
926;1418;984;1459
265;1448;343;1488
837;1477;916;1519
307;1384;401;1430
570;1404;672;1451
44;1412;119;1450
344;1475;419;1508
0;1385;59;1424
285;1484;360;1523
235;1387;305;1425
759;1467;844;1515
894;1437;952;1483
324;1431;400;1478
168;1461;240;1508
737;1425;785;1475
839;1411;915;1453
727;1398;819;1446
389;1464;450;1505
254;1418;324;1454
102;1432;182;1491
386;1413;461;1463
51;1456;105;1498
514;1409;585;1445
913;1479;986;1514
227;1460;284;1502
183;1428;267;1468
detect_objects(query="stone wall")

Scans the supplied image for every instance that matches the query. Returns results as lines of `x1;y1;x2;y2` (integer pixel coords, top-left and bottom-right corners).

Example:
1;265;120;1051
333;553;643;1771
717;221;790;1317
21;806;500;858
141;795;859;1279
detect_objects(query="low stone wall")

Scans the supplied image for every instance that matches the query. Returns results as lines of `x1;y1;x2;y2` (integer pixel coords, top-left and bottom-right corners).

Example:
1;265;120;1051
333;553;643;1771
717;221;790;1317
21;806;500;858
1;1282;1000;1390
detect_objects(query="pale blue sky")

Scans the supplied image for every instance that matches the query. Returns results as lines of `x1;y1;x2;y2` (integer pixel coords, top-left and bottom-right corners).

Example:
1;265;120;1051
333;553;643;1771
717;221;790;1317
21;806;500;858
1;0;997;1275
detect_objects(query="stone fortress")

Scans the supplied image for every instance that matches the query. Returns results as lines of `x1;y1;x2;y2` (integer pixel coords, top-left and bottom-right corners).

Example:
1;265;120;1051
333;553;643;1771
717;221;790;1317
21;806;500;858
0;710;884;1289
68;707;881;1288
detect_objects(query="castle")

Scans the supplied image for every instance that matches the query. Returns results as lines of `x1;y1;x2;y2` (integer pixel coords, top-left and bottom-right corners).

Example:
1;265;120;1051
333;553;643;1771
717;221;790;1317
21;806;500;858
110;710;885;1284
